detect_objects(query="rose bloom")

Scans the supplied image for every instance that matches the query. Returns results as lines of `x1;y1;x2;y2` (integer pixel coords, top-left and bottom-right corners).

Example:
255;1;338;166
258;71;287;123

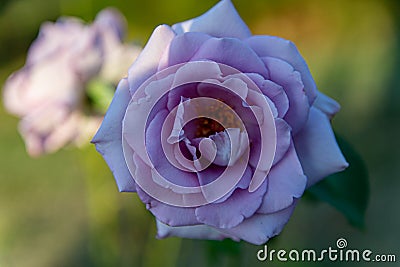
3;8;140;157
93;0;348;245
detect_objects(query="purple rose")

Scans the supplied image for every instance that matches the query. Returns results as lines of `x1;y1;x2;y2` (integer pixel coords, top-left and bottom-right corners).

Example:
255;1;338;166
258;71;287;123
3;8;140;156
93;0;348;245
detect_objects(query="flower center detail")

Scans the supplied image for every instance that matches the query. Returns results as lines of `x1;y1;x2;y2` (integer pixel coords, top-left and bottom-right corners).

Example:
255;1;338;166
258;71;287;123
194;117;224;138
191;98;243;138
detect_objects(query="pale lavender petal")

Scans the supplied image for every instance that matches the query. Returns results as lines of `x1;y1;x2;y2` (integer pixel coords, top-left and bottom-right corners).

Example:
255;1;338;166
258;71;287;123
18;104;73;157
134;159;199;226
172;0;251;39
94;8;141;83
156;220;237;241
272;118;292;166
262;57;309;133
146;109;199;187
194;180;267;229
294;107;349;187
313;91;341;119
219;202;297;245
26;18;86;65
128;25;176;95
3;60;79;116
246;73;289;118
245;35;317;105
159;32;211;70
258;143;306;214
191;37;268;78
92;78;136;192
94;8;127;40
202;129;248;167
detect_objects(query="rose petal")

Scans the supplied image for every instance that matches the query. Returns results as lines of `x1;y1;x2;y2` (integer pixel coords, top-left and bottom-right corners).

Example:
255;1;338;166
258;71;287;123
156;220;236;241
246;73;289;118
94;8;126;41
262;57;309;133
136;190;199;227
194;179;267;229
3;60;79;116
128;25;176;95
159;32;211;70
245;35;317;105
92;78;136;192
172;0;251;39
134;157;199;226
272;118;292;166
218;202;297;245
202;128;248;167
191;37;268;78
258;142;306;214
294;107;349;187
313;91;341;119
146;109;199;187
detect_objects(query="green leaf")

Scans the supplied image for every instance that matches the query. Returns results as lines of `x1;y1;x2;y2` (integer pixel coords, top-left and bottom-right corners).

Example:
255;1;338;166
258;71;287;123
306;134;369;228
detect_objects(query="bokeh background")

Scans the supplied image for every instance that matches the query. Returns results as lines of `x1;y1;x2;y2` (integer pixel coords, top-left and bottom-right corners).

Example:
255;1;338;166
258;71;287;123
1;0;399;266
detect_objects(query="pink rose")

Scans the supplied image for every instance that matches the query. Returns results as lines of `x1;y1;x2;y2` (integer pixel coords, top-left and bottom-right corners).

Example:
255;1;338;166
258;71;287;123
3;8;140;156
93;0;348;245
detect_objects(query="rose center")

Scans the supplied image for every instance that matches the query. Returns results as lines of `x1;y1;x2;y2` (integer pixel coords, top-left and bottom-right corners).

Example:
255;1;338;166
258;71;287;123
189;98;242;139
193;117;224;138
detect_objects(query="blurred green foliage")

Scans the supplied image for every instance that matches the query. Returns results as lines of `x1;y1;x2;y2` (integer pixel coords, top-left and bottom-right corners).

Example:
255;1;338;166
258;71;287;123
1;0;400;266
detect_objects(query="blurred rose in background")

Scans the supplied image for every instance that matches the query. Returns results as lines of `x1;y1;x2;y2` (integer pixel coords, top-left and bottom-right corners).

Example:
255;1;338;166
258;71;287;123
2;8;140;156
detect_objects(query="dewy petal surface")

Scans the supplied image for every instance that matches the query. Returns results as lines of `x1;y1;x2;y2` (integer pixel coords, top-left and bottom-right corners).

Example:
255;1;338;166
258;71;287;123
294;107;349;187
172;0;251;39
92;79;136;192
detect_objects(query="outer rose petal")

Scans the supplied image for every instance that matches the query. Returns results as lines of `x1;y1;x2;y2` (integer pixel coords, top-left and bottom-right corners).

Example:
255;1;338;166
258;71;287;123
194;180;267;229
294;107;349;187
218;202;297;245
136;187;198;227
172;0;251;39
128;25;176;95
244;35;318;105
258;142;306;214
313;91;341;119
156;220;236;241
92;78;136;192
